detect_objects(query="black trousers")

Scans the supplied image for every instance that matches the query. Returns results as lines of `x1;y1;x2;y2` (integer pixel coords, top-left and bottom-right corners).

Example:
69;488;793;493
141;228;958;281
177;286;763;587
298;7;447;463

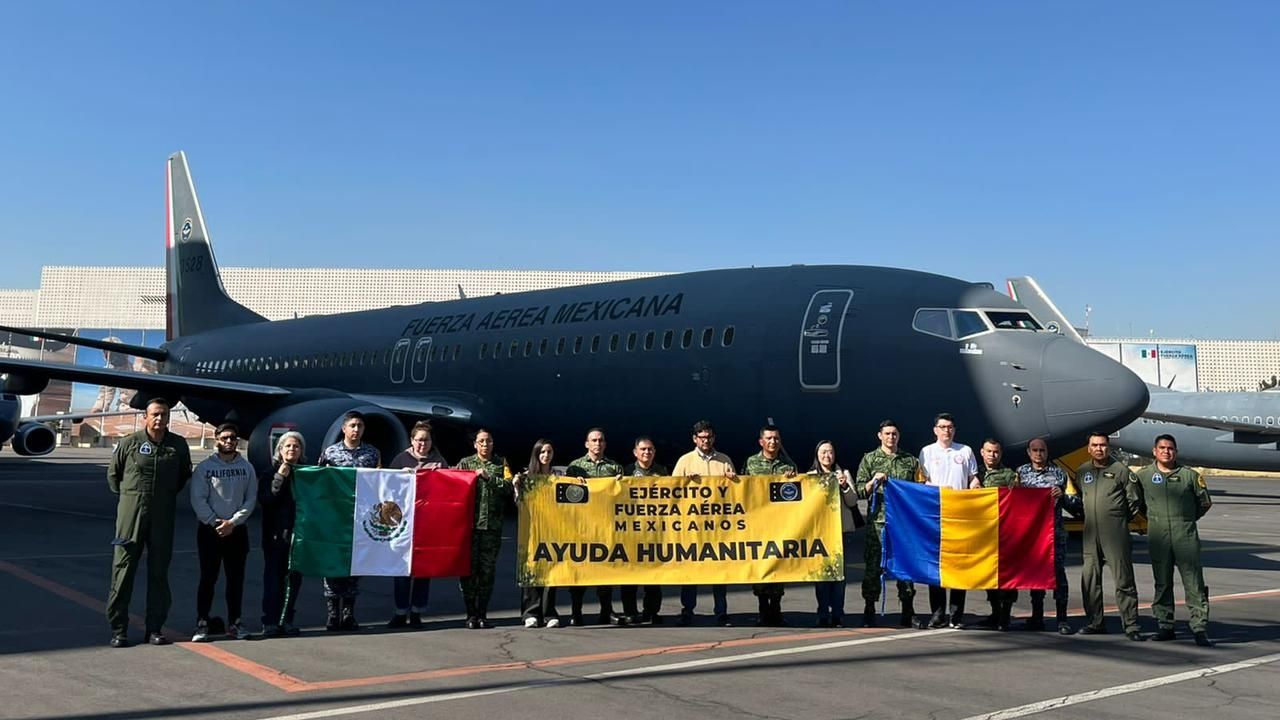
522;586;559;621
928;586;967;620
195;523;249;623
569;586;614;616
262;531;302;626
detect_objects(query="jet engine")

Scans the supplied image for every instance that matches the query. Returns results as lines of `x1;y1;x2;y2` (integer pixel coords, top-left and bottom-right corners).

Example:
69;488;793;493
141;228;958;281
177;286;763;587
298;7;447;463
10;422;56;456
246;398;408;473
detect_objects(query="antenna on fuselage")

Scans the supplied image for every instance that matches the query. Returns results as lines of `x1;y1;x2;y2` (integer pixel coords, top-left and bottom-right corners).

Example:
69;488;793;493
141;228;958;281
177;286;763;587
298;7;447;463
457;284;466;300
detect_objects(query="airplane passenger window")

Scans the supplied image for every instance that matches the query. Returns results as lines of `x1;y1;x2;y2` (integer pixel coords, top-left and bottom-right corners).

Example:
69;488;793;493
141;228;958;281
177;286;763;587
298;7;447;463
591;335;601;353
701;327;714;348
428;346;437;362
479;344;488;360
557;337;566;355
985;311;1041;331
953;311;988;339
722;326;735;347
626;332;637;352
509;340;519;358
912;309;952;339
682;329;693;349
493;341;502;359
609;333;619;352
573;336;583;354
452;345;460;361
539;338;548;356
644;331;655;351
524;340;533;357
662;330;674;350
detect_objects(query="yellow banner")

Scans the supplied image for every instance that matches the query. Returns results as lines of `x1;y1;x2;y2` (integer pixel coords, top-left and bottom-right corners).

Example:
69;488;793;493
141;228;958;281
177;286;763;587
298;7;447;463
517;474;843;586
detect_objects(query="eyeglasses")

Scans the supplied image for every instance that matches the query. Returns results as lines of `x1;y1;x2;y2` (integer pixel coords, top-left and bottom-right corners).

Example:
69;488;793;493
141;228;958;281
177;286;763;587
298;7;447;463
217;435;238;442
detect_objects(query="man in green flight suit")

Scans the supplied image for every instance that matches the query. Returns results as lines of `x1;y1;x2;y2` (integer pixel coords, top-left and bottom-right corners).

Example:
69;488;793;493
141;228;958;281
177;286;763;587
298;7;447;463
455;428;513;629
1075;431;1145;641
1134;434;1214;647
564;427;626;625
623;436;669;623
742;424;797;626
106;398;193;647
978;438;1019;631
855;419;920;628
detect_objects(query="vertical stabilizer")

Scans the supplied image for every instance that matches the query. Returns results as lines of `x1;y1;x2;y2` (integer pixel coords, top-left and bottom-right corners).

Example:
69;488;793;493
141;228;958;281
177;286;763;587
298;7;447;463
1005;276;1085;344
166;152;265;340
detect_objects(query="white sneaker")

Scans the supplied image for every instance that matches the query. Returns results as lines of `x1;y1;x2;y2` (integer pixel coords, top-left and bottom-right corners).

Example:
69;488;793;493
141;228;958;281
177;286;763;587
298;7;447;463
524;616;540;628
226;622;241;640
191;620;210;643
545;617;561;628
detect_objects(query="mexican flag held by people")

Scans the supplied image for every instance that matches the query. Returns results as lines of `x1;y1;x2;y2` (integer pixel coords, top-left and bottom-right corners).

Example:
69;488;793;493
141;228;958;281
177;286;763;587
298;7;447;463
290;466;476;577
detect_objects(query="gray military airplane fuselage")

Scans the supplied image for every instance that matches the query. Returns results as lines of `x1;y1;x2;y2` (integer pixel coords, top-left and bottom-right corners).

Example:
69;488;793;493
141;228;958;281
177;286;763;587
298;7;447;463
0;153;1149;470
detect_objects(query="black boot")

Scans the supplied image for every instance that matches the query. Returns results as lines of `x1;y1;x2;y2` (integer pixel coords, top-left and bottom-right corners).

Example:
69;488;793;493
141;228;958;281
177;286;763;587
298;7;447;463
1025;596;1045;631
325;598;340;632
863;600;877;627
340;598;360;631
997;600;1013;632
1055;600;1071;635
899;598;915;628
755;597;770;626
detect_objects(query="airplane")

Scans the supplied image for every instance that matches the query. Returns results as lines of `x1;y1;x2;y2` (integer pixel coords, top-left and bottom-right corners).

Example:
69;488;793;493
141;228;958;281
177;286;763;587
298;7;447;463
0;152;1149;471
1007;276;1280;471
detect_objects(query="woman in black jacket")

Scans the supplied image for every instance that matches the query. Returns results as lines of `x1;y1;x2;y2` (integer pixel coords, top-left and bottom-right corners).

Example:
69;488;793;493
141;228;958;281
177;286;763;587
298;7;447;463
253;431;306;638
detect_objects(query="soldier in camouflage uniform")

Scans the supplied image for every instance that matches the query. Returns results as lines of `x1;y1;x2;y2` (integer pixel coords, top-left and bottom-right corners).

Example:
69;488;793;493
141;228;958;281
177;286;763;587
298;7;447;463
106;398;192;647
978;439;1019;631
1133;434;1214;647
455;428;514;629
854;419;920;628
564;428;626;625
1075;432;1145;641
742;424;798;626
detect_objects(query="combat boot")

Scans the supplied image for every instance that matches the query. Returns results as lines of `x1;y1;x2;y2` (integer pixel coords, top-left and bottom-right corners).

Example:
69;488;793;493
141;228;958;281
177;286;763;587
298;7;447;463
863;600;877;627
340;598;360;631
325;598;340;631
899;599;914;628
1026;596;1046;631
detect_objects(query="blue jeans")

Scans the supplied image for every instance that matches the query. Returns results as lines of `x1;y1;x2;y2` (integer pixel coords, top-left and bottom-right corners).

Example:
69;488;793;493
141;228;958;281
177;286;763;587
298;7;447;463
680;585;727;616
814;581;846;621
393;577;431;613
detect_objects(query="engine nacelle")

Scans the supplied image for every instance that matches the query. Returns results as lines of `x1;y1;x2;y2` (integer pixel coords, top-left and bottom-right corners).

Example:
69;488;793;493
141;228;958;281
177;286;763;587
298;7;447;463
11;422;56;456
247;399;408;473
0;373;48;396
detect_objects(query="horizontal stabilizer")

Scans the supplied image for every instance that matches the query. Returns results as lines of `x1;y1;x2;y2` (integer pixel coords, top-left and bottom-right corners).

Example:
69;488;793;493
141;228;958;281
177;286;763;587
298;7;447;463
0;357;290;400
0;324;169;361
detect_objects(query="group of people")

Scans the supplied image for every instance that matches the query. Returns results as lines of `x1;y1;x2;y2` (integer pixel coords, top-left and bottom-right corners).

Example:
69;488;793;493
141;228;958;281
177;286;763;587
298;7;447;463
104;400;1214;649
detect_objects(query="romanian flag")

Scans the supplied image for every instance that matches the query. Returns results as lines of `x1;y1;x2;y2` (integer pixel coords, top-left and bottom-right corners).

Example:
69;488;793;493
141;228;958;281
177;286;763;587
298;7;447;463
290;467;476;578
882;481;1055;590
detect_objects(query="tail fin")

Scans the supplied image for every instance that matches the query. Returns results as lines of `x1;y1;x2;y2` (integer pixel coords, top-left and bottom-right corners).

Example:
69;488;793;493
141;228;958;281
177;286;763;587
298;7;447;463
166;151;265;340
1005;276;1085;344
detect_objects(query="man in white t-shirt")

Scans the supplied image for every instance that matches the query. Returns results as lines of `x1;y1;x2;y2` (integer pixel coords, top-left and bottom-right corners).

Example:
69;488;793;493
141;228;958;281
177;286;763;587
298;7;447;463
918;413;980;629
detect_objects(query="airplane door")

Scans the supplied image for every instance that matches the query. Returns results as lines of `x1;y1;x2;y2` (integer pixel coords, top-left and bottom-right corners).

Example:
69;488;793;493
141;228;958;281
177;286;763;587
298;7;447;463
389;338;410;384
410;338;431;383
798;289;853;391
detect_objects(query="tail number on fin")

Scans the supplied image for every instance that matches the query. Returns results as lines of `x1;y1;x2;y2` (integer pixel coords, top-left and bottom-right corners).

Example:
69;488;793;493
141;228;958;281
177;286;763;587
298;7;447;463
181;256;204;273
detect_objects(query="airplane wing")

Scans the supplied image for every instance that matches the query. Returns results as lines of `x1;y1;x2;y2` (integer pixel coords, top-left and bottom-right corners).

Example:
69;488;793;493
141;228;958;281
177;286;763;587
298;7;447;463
23;409;143;424
0;324;169;361
0;358;290;399
1141;409;1280;437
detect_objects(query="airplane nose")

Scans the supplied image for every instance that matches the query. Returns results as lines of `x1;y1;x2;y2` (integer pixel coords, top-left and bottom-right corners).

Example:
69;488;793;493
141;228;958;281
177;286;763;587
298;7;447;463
1041;337;1149;439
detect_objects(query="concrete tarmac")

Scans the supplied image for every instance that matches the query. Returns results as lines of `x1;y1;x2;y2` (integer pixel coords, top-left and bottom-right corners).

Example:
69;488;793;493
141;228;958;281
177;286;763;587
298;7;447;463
2;448;1278;720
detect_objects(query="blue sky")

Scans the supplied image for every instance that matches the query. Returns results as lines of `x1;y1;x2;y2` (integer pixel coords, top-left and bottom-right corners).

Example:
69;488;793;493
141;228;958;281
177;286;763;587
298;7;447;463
1;2;1276;338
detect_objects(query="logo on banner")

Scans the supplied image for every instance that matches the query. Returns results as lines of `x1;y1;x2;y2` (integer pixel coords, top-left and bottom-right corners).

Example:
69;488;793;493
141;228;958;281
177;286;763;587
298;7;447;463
362;500;408;542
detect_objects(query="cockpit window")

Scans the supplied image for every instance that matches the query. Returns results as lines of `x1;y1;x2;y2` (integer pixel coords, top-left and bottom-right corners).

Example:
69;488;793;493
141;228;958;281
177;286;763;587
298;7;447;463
985;310;1042;331
953;310;988;339
912;309;952;339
